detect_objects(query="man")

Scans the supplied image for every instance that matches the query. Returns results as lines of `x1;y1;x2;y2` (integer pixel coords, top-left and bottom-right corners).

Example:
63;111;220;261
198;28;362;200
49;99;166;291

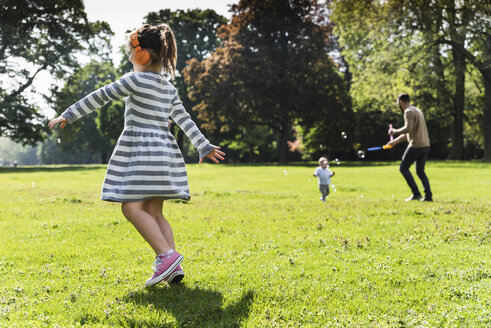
387;93;433;201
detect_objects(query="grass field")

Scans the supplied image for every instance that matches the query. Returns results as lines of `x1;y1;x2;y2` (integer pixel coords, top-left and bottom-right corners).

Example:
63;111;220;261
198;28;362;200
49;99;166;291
0;161;490;327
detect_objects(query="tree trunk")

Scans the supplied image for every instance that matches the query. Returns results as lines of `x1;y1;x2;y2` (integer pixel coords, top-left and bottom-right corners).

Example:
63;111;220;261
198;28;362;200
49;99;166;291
430;23;450;114
433;3;489;160
447;3;466;160
483;71;491;161
481;32;491;162
278;115;290;163
101;152;107;164
448;46;465;159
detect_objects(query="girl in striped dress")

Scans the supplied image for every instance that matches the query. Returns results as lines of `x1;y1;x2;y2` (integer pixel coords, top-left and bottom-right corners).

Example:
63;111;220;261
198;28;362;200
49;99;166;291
48;24;225;287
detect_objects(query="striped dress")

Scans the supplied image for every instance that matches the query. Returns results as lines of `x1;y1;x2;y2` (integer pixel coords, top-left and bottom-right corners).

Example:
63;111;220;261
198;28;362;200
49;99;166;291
61;71;215;202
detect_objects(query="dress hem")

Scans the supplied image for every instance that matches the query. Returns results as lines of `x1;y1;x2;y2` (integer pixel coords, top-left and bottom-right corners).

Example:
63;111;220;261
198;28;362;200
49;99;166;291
101;195;191;203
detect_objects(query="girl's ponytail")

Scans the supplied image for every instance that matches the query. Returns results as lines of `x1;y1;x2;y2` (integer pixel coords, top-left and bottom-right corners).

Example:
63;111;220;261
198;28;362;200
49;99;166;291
158;24;177;79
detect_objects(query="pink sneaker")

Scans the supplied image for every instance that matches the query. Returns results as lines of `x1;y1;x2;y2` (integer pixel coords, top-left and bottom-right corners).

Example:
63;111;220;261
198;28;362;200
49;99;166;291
145;250;183;287
166;264;185;284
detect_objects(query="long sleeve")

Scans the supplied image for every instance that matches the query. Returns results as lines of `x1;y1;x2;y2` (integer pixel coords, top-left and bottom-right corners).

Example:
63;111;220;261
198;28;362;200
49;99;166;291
395;109;414;134
169;89;215;159
61;72;139;124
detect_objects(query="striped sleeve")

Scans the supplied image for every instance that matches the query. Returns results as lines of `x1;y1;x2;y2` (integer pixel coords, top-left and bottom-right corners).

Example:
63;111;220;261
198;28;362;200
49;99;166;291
61;72;140;124
169;89;215;159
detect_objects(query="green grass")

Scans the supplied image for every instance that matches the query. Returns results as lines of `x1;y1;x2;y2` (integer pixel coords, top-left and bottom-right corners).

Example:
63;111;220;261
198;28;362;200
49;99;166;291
0;162;490;327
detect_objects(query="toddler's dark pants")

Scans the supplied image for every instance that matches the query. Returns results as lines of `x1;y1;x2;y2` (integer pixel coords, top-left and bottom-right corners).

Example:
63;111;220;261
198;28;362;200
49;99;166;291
319;184;330;201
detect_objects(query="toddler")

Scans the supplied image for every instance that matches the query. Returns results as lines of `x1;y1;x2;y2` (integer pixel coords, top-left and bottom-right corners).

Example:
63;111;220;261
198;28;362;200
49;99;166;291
313;157;334;201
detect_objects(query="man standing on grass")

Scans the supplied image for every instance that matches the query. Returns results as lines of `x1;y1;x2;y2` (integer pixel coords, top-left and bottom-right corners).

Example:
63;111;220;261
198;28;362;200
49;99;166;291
386;93;433;202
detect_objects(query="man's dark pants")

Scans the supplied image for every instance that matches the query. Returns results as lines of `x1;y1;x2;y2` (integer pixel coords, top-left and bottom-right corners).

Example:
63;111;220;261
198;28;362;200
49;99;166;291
400;146;432;198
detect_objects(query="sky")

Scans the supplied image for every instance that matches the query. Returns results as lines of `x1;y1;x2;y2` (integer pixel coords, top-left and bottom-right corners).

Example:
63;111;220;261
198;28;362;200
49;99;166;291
83;0;234;63
36;0;236;117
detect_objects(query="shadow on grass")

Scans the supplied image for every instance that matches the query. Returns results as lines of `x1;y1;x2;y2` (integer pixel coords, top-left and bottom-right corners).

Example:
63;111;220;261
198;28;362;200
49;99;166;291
0;165;105;173
122;284;254;327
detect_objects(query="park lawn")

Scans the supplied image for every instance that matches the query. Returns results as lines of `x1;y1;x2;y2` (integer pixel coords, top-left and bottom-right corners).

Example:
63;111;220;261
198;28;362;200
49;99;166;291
0;162;489;327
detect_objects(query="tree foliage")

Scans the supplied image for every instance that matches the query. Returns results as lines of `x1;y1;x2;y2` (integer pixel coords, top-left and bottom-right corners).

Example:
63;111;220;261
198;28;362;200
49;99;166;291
332;0;491;161
0;0;112;146
184;0;352;162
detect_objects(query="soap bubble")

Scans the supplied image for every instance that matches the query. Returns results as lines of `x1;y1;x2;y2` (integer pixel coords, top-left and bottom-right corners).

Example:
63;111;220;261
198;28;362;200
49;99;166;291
334;158;340;165
283;170;288;175
341;131;347;139
57;138;61;144
357;150;366;159
32;182;36;188
360;195;364;198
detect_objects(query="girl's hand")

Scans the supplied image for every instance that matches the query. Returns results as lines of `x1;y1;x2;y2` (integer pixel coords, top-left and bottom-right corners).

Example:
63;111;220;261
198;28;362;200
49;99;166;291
200;146;226;164
48;116;67;130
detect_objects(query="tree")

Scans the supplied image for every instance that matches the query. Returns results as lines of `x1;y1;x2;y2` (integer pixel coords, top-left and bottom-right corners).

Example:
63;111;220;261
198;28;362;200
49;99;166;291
37;134;99;165
385;0;491;160
294;54;354;160
385;0;473;159
332;0;491;161
434;1;491;161
184;0;350;162
0;137;39;165
52;60;119;163
0;0;112;145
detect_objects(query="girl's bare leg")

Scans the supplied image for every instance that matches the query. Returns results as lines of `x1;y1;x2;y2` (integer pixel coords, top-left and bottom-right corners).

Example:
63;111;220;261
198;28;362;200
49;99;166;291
143;198;176;251
121;201;172;255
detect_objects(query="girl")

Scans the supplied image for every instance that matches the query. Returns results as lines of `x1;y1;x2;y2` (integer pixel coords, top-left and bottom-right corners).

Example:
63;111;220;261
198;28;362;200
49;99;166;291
48;24;225;287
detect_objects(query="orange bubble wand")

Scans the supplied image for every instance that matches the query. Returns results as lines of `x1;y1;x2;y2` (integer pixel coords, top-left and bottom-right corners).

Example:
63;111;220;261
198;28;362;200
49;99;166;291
367;124;394;151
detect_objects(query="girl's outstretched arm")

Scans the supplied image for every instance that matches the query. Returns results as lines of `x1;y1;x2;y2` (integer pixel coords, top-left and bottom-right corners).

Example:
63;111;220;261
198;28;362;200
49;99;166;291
58;72;140;125
169;88;224;162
